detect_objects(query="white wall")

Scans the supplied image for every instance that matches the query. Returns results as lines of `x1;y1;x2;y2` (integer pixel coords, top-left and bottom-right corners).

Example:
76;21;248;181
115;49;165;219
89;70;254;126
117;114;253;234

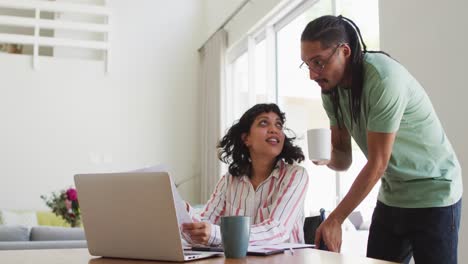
0;0;204;209
380;0;468;262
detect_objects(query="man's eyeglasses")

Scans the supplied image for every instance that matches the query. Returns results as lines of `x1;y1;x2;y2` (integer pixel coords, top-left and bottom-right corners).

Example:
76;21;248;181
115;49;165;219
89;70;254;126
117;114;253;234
300;43;344;74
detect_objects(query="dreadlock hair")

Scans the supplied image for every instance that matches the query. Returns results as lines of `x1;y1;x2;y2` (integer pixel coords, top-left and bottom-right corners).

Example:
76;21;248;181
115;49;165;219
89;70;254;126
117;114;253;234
301;15;389;129
218;103;304;177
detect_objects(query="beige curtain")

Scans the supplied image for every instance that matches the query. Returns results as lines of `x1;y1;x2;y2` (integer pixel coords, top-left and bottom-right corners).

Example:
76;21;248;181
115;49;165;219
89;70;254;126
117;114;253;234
199;29;227;202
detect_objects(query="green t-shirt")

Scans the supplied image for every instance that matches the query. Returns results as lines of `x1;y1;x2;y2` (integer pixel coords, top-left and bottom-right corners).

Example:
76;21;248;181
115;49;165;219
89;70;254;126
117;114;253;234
322;52;462;208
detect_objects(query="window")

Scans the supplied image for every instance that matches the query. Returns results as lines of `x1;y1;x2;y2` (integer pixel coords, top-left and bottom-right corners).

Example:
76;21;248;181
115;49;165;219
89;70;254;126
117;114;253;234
225;0;380;216
227;52;249;127
335;0;380;213
0;1;110;71
277;0;335;211
254;39;267;103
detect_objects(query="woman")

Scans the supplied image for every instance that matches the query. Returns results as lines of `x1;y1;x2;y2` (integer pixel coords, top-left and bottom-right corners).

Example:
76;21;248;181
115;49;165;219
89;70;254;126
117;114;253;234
183;103;309;246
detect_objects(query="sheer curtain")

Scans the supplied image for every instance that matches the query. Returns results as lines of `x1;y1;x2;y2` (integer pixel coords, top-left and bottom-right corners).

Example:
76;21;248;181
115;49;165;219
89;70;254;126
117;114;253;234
199;29;227;203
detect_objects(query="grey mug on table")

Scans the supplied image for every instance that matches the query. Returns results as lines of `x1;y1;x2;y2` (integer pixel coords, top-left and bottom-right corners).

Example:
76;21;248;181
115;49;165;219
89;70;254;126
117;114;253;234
220;216;250;258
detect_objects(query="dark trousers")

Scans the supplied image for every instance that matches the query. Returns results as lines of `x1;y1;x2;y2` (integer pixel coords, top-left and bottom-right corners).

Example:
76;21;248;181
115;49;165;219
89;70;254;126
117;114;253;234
367;199;461;264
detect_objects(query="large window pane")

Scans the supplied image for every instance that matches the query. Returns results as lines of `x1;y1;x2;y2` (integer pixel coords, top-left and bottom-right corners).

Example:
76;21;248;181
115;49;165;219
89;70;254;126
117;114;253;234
277;0;334;213
337;0;380;215
231;53;249;124
340;0;380;50
276;0;380;214
254;39;267;103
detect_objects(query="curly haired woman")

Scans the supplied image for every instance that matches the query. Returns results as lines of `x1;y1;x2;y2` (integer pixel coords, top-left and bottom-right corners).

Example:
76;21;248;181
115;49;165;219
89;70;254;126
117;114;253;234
183;103;309;246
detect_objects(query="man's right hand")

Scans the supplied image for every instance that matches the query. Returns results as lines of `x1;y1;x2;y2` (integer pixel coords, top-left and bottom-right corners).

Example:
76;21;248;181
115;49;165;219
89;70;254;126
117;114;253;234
314;216;342;252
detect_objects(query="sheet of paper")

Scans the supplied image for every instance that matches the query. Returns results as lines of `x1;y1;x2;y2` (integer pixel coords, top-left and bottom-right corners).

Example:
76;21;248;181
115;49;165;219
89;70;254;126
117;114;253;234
130;164;169;173
130;164;193;225
170;177;193;225
248;243;314;251
192;243;314;255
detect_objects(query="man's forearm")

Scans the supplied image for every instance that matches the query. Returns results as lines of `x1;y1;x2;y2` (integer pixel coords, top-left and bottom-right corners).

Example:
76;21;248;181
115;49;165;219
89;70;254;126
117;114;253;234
327;162;383;224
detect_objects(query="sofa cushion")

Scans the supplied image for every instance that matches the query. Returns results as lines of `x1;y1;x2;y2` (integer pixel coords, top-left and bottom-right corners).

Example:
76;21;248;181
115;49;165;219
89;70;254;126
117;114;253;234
0;225;31;241
36;211;68;227
348;211;364;230
0;209;38;226
30;226;85;241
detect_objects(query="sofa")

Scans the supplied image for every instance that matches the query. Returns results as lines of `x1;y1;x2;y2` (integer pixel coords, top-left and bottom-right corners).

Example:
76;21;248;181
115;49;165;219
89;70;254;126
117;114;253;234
0;209;87;250
0;225;87;250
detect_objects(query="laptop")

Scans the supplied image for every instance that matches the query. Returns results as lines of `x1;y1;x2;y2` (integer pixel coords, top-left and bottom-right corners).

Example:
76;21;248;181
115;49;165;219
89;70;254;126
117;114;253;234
74;172;221;262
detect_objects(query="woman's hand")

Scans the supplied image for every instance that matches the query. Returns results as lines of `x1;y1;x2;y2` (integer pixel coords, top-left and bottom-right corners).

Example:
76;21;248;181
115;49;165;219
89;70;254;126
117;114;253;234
314;217;342;252
182;222;212;245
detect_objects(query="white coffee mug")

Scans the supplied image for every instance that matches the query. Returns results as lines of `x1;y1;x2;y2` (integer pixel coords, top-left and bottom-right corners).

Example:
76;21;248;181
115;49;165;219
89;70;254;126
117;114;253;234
307;128;331;162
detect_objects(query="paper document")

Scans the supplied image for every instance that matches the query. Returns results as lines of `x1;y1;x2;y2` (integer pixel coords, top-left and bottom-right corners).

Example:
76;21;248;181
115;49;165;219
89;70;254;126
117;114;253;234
247;243;314;256
130;165;193;225
191;243;314;256
131;164;169;173
170;178;193;225
248;243;314;251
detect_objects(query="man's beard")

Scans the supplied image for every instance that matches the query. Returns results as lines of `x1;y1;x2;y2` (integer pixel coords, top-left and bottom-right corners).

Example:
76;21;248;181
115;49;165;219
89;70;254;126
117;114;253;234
321;86;338;95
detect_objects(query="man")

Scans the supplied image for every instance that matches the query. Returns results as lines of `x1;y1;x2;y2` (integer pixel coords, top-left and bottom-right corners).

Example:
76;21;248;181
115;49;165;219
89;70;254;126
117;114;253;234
300;15;462;264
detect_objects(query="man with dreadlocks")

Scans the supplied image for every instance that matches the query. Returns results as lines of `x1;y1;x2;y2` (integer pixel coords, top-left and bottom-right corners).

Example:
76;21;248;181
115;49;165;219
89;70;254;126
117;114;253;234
300;15;462;264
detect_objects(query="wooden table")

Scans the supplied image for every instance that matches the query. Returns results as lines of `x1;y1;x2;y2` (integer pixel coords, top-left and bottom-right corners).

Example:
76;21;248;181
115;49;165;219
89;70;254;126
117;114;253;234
0;248;397;264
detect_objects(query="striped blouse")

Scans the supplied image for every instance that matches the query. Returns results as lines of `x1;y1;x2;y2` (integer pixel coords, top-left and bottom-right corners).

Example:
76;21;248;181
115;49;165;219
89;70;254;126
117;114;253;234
193;160;309;246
